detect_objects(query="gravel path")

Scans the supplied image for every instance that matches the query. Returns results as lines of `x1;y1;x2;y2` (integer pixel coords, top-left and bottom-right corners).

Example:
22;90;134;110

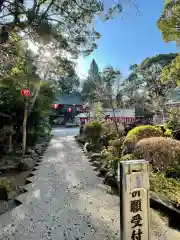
0;133;179;239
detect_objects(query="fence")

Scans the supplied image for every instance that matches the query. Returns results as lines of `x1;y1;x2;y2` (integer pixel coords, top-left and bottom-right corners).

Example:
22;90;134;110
80;116;135;125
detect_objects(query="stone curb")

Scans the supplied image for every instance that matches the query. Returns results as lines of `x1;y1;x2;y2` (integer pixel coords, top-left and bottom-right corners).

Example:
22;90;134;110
0;136;52;218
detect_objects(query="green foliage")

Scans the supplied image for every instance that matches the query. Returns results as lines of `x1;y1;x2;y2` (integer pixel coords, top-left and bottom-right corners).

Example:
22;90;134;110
122;125;163;155
0;178;14;192
121;52;178;112
0;0;123;57
161;53;180;84
84;121;102;145
157;1;180;86
164;127;172;137
120;154;137;161
107;156;120;173
82;61;121;106
165;165;180;178
150;172;180;207
92;102;104;121
0;44;56;150
166;107;180;131
82;59;101;102
101;122;124;137
56;76;80;94
124;125;163;146
157;0;180;44
109;138;124;147
140;53;178;69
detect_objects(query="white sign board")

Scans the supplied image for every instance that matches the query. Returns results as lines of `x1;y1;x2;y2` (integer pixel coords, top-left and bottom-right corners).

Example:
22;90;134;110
119;160;150;240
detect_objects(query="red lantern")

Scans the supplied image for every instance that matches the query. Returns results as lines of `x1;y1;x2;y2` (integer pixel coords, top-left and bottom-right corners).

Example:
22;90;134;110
67;107;71;113
52;104;59;109
20;88;31;97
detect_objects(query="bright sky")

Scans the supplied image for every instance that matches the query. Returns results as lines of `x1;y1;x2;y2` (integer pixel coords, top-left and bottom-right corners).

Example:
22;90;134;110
76;0;178;79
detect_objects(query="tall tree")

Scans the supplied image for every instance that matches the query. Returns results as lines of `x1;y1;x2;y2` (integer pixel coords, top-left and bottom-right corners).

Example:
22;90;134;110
157;0;180;85
81;59;101;102
0;0;122;57
121;55;177;113
157;0;180;44
56;75;80;94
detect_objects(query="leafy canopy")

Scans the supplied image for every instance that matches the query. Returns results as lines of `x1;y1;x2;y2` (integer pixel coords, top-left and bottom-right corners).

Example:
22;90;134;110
0;0;123;57
157;0;180;85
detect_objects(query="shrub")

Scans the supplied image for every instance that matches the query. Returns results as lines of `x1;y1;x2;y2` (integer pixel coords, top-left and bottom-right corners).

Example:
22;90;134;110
109;137;125;156
150;172;180;207
109;137;124;147
166;165;180;179
120;154;137;161
101;122;124;137
101;146;118;168
0;177;14;192
99;133;117;148
84;121;102;145
101;148;113;159
135;137;180;168
122;125;163;154
107;156;121;174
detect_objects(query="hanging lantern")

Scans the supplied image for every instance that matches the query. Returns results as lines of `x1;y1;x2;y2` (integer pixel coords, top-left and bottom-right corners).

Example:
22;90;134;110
67;107;71;113
20;88;31;97
52;104;59;109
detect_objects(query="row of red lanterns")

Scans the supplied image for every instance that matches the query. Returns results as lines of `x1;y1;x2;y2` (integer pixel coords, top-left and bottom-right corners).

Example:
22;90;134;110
19;90;88;113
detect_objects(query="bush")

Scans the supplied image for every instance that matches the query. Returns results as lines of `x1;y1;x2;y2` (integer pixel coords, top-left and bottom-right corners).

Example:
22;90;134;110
109;137;124;147
122;125;163;155
101;122;124;137
107;156;120;174
84;121;102;145
109;137;125;156
99;133;117;148
135;137;180;168
150;172;180;207
0;177;14;192
166;165;180;179
120;154;137;161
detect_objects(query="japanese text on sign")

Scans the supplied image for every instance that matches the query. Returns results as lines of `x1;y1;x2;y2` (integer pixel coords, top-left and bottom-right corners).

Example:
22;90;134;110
130;191;143;240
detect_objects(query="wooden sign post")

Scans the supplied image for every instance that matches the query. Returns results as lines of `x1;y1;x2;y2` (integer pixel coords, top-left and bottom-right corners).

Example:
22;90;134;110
118;160;151;240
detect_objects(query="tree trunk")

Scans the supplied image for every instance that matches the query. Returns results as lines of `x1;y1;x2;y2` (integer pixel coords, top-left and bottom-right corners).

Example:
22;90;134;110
110;97;121;138
22;99;28;156
28;85;41;116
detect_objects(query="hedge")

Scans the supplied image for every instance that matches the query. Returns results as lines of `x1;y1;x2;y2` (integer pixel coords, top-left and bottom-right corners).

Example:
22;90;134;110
135;137;180;167
122;125;163;155
101;122;124;137
84;121;102;145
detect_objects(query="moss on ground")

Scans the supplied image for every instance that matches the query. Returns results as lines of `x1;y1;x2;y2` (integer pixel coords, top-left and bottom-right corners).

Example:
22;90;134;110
150;172;180;208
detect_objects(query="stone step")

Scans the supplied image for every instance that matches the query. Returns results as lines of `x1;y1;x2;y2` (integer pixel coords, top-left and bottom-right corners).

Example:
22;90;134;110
15;192;28;204
26;176;38;183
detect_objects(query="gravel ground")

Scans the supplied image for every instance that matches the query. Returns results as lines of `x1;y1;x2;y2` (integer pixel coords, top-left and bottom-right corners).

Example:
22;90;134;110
0;130;179;239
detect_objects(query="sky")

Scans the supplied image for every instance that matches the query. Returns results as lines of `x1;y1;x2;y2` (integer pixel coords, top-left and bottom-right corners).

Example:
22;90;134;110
76;0;179;79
